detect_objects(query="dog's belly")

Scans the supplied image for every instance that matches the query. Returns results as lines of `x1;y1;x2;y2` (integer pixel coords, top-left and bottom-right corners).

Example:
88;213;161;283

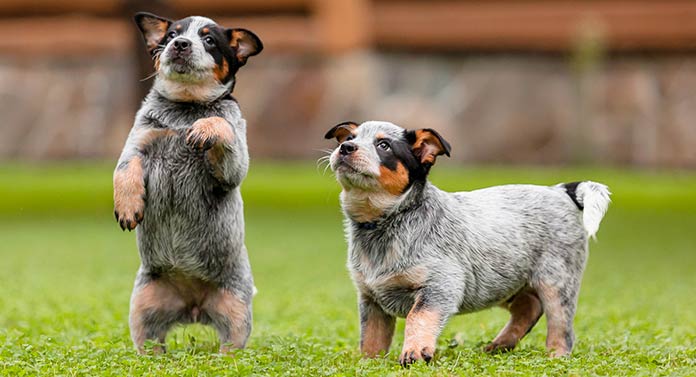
136;148;246;281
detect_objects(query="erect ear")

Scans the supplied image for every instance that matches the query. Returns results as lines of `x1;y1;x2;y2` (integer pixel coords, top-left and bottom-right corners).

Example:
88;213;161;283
406;128;452;165
324;121;360;143
226;28;263;65
134;12;172;54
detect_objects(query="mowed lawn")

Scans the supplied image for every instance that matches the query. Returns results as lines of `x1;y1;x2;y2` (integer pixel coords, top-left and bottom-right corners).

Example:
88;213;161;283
0;162;695;376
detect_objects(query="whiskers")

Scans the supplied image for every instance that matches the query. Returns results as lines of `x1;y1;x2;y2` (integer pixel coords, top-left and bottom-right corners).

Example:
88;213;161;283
315;148;335;176
140;45;165;82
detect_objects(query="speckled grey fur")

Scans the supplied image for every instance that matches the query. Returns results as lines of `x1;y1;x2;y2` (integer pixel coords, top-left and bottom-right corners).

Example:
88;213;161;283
116;92;254;351
327;121;611;364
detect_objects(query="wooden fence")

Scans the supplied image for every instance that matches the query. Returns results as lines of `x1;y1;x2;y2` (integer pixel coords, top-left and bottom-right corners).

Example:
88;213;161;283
1;0;696;57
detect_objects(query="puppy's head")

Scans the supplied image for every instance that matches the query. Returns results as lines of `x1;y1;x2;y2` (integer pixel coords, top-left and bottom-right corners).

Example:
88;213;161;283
324;121;450;220
134;12;263;103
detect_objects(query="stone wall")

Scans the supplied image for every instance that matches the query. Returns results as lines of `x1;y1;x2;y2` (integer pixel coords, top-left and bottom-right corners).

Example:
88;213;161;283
1;51;695;167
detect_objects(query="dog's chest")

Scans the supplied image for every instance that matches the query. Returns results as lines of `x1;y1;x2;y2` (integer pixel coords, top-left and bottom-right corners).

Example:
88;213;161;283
350;249;427;317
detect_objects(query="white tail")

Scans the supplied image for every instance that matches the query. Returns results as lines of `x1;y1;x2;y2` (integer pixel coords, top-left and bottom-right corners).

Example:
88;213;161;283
576;181;611;239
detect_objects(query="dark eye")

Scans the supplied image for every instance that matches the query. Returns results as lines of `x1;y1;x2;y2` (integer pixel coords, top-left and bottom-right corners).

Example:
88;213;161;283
344;135;355;142
204;36;215;46
167;31;177;39
377;140;390;151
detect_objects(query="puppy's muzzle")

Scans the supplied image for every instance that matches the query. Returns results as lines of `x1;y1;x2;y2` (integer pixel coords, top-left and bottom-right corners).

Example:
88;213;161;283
340;142;358;156
173;38;192;54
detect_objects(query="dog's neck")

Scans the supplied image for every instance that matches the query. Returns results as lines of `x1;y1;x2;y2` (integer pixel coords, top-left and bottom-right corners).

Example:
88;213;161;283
153;77;233;104
341;181;427;225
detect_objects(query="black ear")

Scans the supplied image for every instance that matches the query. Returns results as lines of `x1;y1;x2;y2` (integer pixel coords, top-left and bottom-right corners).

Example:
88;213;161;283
406;128;451;165
324;121;360;143
226;28;263;65
134;12;172;55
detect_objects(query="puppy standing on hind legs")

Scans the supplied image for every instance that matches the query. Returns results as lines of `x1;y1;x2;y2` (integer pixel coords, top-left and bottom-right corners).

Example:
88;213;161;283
113;12;263;354
324;121;611;366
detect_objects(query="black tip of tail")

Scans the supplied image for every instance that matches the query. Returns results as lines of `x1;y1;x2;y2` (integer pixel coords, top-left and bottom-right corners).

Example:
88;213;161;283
563;181;584;210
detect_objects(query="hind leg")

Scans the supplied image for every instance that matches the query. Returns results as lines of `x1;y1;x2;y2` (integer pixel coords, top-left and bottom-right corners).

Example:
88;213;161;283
202;288;252;354
129;278;186;354
536;281;580;357
485;290;543;353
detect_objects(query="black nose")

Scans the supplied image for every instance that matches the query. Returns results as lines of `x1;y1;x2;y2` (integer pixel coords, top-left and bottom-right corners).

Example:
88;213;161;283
339;142;358;156
173;38;191;51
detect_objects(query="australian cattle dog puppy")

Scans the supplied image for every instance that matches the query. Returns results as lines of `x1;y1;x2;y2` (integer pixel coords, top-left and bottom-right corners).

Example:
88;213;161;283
113;12;262;354
324;120;611;366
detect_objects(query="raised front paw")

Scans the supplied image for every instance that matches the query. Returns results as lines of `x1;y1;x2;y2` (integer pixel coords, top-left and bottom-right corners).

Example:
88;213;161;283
114;192;144;231
113;157;145;231
399;343;435;367
186;117;234;151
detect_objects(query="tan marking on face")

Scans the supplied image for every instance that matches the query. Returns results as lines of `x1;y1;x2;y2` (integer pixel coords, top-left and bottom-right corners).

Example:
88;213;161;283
202;27;210;34
378;162;409;196
176;24;182;30
213;59;229;82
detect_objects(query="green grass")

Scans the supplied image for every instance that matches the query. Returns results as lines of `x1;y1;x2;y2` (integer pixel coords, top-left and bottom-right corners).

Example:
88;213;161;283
0;162;695;376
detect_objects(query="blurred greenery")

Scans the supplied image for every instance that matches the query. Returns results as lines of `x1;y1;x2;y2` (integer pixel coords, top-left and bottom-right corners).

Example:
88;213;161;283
0;162;695;376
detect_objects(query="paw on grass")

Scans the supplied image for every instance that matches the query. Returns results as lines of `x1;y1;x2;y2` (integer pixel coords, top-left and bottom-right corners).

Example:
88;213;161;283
399;345;435;367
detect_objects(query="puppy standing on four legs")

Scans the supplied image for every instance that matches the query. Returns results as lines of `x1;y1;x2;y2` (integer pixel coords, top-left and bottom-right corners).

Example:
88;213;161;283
324;121;611;366
113;12;262;354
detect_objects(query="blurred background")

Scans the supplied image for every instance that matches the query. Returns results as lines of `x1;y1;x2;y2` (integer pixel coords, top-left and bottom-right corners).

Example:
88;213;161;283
1;1;695;373
1;0;695;166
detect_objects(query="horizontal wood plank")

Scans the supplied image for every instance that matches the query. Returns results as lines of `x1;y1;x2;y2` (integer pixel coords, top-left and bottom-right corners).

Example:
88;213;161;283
373;1;696;51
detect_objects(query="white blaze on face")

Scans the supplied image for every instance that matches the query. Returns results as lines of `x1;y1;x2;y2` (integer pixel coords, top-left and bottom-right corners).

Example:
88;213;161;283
329;121;405;189
155;16;231;102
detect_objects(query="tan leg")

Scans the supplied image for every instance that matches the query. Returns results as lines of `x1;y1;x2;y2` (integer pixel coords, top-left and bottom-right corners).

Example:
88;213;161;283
485;291;543;353
399;302;443;367
359;297;396;357
537;283;576;357
129;279;186;354
114;156;145;231
202;288;251;354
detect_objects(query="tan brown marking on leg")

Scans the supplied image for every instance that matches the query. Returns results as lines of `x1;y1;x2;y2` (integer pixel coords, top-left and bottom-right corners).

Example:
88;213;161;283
400;302;440;366
202;289;250;354
360;303;395;358
537;284;571;357
114;129;174;231
129;280;186;354
378;162;409;196
485;291;543;353
186;117;234;150
114;156;145;231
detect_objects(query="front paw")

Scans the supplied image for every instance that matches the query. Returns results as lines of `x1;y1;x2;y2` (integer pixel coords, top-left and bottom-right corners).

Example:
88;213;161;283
114;195;144;231
186;117;234;151
399;344;434;367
